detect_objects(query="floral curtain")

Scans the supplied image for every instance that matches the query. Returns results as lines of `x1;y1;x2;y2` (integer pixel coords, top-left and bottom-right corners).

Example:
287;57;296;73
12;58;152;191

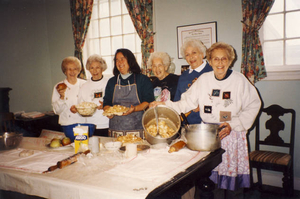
241;0;274;84
124;0;154;76
69;0;94;79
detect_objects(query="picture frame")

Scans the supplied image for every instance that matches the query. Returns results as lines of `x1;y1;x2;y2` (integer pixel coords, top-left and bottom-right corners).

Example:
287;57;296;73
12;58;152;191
177;21;217;59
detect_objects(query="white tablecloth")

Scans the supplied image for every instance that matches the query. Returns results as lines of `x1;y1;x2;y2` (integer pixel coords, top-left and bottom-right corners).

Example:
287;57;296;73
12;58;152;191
0;135;210;199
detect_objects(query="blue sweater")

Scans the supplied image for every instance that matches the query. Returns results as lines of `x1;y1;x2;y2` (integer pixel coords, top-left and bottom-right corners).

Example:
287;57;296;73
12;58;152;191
174;62;212;124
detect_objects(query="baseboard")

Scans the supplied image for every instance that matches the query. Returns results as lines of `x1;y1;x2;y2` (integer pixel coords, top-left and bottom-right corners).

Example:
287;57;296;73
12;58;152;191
252;170;300;191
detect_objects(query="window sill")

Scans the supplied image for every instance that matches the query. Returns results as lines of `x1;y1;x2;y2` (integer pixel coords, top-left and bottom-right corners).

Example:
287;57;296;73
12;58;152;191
263;70;300;81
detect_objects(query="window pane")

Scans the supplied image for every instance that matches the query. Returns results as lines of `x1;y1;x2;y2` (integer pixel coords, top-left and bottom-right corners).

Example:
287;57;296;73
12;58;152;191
91;5;98;19
90;20;99;38
110;0;121;16
99;0;109;18
286;0;300;11
111;16;122;35
122;0;128;14
136;35;141;52
103;56;113;74
286;39;300;65
263;41;283;66
99;18;110;37
286;11;300;38
111;36;123;54
90;39;100;55
136;53;142;67
100;37;111;56
264;14;283;40
124;34;135;52
123;15;135;34
269;0;283;13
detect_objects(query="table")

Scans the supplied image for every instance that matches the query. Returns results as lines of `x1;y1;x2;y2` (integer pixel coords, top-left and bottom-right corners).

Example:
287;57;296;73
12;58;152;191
0;135;224;199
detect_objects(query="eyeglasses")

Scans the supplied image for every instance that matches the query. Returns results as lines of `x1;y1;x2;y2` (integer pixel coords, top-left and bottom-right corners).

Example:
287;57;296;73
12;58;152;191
212;57;228;63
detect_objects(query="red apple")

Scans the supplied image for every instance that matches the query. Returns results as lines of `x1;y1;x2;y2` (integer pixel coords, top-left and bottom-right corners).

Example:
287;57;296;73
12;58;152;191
61;137;71;146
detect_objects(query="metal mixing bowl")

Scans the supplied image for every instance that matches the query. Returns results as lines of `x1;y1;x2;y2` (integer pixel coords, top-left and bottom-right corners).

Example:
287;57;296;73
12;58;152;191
142;105;181;145
0;132;23;150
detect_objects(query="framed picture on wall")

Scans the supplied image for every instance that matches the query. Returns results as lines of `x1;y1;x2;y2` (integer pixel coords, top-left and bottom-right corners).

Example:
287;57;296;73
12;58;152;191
177;21;217;59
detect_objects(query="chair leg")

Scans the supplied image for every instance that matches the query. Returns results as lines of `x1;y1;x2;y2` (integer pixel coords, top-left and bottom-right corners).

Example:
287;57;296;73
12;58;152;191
256;168;262;189
283;166;294;196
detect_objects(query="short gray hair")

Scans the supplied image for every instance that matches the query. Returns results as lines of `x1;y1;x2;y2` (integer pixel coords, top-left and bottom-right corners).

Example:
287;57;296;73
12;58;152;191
180;38;207;59
86;54;107;71
147;52;171;70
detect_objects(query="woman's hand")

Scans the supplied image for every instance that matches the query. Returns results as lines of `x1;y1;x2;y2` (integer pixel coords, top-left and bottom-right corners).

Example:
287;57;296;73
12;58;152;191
218;122;232;140
193;105;200;112
122;105;135;116
70;105;77;114
103;105;114;119
97;101;103;110
57;87;66;100
149;101;165;108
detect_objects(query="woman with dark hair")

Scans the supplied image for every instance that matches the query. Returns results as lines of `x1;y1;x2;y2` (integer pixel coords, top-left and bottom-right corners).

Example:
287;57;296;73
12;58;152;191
103;48;154;138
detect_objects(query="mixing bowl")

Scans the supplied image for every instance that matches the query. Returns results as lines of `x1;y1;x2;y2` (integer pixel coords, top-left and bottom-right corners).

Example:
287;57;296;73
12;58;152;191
142;105;181;145
0;132;23;150
75;102;98;116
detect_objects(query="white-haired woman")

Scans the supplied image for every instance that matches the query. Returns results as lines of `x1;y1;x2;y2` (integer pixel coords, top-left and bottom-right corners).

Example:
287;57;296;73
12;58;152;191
174;38;212;125
150;42;261;195
71;54;110;137
52;56;86;139
147;52;179;101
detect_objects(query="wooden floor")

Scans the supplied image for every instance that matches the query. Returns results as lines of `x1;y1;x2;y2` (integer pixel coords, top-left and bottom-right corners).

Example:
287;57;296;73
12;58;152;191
243;185;300;199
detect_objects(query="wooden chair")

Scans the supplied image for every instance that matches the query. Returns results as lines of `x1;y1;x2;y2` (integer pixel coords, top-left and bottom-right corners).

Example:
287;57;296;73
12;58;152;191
0;112;16;133
249;104;295;196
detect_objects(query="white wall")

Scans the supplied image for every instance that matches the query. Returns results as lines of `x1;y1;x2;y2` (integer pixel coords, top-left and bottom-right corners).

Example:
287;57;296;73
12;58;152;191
154;0;300;189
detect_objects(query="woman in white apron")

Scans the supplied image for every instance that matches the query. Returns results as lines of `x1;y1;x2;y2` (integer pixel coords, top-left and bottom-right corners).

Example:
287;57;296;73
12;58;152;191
103;49;154;138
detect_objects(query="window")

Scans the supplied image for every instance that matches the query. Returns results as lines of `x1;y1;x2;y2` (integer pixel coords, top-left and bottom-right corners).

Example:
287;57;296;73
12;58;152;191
83;0;142;77
260;0;300;80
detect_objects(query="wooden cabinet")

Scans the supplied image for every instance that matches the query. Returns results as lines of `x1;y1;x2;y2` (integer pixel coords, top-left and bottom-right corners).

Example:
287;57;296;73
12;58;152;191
0;88;12;113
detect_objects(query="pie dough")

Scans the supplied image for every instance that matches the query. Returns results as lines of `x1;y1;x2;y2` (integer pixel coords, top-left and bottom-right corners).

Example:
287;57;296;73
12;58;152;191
103;105;129;116
19;150;34;157
116;134;143;144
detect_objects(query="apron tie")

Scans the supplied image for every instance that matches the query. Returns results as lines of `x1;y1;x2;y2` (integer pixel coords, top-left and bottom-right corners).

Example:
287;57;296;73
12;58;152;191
128;80;131;91
117;75;121;90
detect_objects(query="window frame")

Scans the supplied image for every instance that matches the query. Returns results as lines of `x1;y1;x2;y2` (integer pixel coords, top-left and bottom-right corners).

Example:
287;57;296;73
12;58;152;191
83;0;142;77
259;0;300;81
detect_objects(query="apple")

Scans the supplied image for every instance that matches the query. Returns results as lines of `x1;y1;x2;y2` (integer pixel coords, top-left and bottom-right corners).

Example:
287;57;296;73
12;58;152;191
61;137;71;146
50;139;62;148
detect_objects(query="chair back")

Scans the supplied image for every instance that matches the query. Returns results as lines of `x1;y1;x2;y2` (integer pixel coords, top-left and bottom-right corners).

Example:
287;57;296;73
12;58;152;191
254;104;295;159
0;112;16;133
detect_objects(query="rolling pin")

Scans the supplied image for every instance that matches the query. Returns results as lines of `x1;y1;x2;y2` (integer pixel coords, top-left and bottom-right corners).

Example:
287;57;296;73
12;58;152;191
43;150;90;173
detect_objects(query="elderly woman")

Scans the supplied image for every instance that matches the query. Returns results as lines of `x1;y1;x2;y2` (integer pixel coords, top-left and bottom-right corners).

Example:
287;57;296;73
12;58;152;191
150;42;261;194
174;38;212;124
52;56;86;138
103;48;154;138
147;52;179;101
70;54;110;137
